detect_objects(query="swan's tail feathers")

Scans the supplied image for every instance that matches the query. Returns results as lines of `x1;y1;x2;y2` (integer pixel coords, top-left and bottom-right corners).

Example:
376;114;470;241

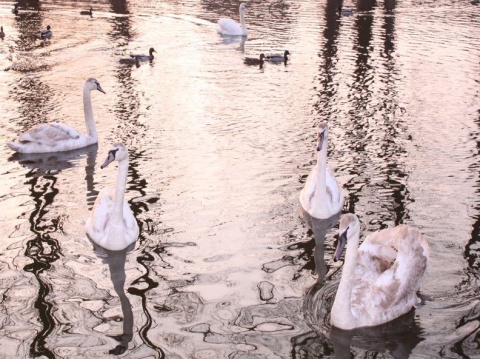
7;141;21;152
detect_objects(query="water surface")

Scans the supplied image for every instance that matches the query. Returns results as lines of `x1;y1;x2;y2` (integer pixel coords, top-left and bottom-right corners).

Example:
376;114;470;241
0;0;479;358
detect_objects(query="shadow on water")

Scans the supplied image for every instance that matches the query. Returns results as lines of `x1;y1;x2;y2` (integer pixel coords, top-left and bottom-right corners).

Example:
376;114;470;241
9;145;98;358
88;240;136;355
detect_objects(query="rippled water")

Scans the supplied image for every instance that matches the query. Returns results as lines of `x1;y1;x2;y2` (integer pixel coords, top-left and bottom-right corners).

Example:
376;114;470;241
0;0;479;358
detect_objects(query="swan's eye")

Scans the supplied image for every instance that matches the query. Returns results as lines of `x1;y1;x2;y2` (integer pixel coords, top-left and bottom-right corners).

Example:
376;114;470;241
109;148;119;159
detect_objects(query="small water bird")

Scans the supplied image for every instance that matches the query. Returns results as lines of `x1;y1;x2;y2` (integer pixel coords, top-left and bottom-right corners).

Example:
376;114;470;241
265;50;290;64
243;53;265;66
130;47;156;62
338;5;355;16
8;78;105;153
299;122;344;219
40;25;52;40
330;214;429;330
12;4;18;15
0;26;5;39
217;3;248;36
80;7;93;16
86;143;139;251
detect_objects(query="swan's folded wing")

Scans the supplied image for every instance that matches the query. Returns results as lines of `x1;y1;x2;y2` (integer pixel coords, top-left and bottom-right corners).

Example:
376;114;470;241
217;18;241;34
88;189;114;236
373;226;429;308
18;123;81;145
326;166;344;205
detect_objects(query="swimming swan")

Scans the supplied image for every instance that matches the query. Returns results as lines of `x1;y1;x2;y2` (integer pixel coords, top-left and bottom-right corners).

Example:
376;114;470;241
217;3;248;36
41;25;52;40
8;78;105;153
265;50;290;63
85;143;139;251
331;214;429;330
299;122;344;219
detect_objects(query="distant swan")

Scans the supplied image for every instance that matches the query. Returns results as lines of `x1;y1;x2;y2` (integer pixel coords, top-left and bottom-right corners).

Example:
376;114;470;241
40;25;52;40
80;7;93;16
217;3;248;36
299;122;344;219
265;50;290;63
244;53;265;66
331;214;429;330
0;26;5;39
8;78;105;153
86;143;139;251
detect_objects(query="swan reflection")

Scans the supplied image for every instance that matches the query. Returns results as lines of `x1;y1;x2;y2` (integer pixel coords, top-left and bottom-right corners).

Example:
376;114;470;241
89;240;136;355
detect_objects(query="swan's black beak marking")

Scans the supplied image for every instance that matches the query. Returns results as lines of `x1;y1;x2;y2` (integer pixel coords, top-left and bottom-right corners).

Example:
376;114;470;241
96;82;106;94
334;227;348;262
316;131;325;152
101;148;119;169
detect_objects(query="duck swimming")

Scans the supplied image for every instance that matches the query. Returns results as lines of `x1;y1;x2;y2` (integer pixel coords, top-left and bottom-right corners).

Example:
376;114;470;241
330;214;429;330
265;50;290;64
80;7;93;16
129;47;156;62
244;53;265;66
41;25;52;40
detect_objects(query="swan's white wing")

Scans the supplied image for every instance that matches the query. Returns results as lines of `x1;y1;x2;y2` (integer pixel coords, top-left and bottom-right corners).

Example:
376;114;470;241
326;167;344;210
86;188;114;241
122;201;139;238
217;18;242;35
299;164;318;210
18;122;81;146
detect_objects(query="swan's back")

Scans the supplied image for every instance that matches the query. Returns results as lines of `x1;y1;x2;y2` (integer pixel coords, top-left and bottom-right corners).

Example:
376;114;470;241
217;19;243;36
352;225;429;326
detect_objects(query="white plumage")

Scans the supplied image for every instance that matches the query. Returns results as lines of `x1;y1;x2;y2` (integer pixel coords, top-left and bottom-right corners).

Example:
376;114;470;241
331;214;430;330
217;3;248;36
299;122;344;219
8;78;105;154
86;143;139;251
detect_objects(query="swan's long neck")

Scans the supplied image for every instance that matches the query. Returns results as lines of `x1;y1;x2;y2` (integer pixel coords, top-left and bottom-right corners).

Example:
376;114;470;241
83;87;98;141
112;158;129;223
315;138;328;213
331;231;359;330
239;7;247;32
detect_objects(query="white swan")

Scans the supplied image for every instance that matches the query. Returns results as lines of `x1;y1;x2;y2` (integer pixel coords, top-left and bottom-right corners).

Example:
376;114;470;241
8;78;105;154
331;214;429;330
217;3;248;36
86;143;139;251
40;25;52;40
299;122;344;219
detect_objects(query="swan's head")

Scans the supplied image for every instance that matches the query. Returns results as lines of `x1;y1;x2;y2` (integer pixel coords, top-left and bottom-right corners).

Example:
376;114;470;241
334;214;360;262
316;122;329;151
240;3;247;11
101;143;128;169
85;78;106;94
149;47;156;55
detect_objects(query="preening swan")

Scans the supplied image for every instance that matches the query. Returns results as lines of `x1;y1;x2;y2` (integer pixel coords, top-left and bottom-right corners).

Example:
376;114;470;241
86;143;139;251
41;25;52;40
8;78;105;154
217;3;248;36
331;214;429;330
299;122;344;219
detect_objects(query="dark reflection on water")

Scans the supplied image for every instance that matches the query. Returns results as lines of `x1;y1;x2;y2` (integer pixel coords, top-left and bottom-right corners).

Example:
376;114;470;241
89;241;135;355
10;145;98;358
